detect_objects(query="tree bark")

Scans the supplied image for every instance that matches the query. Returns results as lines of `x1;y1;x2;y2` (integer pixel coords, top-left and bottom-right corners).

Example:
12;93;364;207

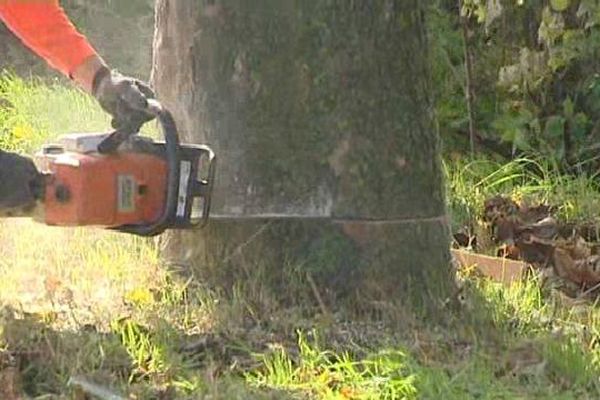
152;0;454;314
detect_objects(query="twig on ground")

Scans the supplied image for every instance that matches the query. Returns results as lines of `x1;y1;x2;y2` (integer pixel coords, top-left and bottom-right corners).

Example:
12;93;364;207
578;281;600;299
222;221;273;263
306;272;330;317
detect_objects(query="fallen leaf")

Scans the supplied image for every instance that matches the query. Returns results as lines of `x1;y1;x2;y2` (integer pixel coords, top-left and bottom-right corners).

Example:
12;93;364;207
0;367;22;400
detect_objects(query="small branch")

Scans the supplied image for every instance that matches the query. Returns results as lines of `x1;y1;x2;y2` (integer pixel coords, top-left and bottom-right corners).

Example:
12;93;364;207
306;272;330;317
222;221;273;263
578;281;600;299
459;0;477;155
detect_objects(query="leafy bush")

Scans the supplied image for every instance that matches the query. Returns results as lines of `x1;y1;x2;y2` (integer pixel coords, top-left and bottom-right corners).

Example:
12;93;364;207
431;0;600;169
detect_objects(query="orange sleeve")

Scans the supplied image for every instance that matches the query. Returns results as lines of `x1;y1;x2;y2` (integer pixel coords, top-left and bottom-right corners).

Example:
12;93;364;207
0;0;98;77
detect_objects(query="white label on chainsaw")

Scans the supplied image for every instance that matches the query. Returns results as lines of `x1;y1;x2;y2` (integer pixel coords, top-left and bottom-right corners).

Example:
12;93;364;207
177;161;192;217
117;175;136;213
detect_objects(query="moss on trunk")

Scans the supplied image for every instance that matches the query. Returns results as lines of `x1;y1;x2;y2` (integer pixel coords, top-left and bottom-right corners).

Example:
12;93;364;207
153;0;453;314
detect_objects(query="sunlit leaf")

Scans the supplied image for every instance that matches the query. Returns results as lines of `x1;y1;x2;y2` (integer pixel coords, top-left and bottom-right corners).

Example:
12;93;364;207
545;115;565;137
551;0;570;12
572;112;590;139
563;97;575;118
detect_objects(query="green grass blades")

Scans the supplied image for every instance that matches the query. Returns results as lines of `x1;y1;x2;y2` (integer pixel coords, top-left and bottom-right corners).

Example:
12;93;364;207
445;156;600;231
2;76;600;399
247;332;418;399
0;72;158;154
0;72;109;153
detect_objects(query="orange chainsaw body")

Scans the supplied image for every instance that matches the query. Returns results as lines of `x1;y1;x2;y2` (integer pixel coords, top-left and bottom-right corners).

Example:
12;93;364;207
39;149;167;228
34;119;215;236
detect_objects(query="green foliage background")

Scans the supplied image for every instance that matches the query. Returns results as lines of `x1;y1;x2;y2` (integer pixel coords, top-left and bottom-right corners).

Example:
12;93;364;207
3;0;600;172
431;0;600;170
0;0;154;79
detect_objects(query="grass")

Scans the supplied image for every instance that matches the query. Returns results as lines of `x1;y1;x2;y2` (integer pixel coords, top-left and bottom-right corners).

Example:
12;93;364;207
0;72;157;153
445;156;600;235
2;74;600;398
0;72;109;153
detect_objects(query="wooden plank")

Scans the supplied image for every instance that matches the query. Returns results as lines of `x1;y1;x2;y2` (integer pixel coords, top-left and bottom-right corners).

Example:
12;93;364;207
451;249;529;285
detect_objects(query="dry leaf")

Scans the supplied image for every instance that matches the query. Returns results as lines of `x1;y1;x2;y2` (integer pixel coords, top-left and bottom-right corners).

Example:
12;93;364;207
480;196;600;290
0;367;23;400
553;248;600;286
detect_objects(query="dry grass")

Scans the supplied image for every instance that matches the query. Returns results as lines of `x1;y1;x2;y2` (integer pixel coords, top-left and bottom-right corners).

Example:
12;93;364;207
0;220;164;328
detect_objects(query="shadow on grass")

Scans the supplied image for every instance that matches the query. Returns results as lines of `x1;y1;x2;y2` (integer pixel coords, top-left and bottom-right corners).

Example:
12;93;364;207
1;259;600;399
0;306;294;399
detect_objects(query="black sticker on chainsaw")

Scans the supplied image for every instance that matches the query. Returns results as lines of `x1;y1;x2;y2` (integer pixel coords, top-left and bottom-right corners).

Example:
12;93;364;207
117;175;136;213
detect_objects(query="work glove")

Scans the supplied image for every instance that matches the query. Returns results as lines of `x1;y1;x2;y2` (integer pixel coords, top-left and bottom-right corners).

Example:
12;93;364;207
92;66;156;133
0;150;44;217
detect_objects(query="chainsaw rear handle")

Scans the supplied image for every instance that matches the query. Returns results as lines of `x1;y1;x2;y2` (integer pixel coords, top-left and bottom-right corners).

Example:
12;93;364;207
107;100;181;236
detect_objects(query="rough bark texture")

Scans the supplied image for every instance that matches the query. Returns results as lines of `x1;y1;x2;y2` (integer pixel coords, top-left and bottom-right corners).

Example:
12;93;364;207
152;0;453;312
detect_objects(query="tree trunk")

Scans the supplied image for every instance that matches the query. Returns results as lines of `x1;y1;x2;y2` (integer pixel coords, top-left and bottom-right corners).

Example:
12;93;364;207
152;0;454;315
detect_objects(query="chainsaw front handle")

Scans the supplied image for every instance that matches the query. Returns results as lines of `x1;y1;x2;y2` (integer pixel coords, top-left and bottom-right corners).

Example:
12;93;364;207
114;104;181;236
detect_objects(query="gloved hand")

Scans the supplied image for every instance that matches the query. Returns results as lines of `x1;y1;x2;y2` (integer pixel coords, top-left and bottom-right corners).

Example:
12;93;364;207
91;66;156;133
0;150;44;217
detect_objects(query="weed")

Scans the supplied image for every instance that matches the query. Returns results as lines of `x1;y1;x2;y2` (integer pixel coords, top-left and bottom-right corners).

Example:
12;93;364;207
0;72;157;153
445;156;600;233
247;333;418;399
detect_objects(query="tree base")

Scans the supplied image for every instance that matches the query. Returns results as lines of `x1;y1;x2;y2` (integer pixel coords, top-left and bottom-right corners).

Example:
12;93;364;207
161;218;455;320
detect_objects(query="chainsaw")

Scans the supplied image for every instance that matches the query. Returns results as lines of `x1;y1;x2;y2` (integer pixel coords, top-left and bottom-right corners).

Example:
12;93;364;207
32;99;215;236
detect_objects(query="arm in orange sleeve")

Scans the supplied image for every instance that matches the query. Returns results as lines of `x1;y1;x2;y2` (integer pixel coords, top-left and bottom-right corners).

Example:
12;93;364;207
0;0;99;79
0;1;155;129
